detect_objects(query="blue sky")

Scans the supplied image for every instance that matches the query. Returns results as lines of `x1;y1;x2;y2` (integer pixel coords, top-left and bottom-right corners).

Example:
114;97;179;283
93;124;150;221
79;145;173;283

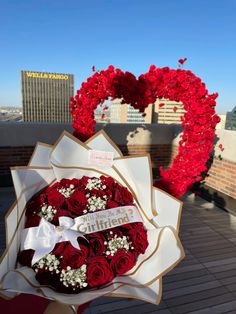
1;0;236;113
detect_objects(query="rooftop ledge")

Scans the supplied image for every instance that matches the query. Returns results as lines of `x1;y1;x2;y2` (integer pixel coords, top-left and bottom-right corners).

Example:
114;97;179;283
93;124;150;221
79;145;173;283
0;122;235;214
0;122;235;162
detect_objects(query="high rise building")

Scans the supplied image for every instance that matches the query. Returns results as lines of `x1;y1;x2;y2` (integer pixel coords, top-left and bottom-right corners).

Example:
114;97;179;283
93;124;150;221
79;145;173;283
225;106;236;130
110;99;153;123
153;99;185;124
216;114;226;129
21;70;74;122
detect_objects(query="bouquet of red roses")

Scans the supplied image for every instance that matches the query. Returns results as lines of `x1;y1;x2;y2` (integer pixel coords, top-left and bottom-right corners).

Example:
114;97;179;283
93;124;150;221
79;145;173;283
18;175;148;293
0;130;184;305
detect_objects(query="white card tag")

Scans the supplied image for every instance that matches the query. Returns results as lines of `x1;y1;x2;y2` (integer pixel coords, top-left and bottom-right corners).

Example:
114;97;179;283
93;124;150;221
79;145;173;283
88;150;114;167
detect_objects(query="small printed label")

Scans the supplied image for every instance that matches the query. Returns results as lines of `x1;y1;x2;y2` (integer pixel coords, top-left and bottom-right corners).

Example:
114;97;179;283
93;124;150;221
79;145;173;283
88;150;114;167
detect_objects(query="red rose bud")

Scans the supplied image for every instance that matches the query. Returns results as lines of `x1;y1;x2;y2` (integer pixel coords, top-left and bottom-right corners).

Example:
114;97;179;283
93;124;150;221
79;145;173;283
92;66;95;72
159;103;165;108
101;113;105;120
173;106;177;113
103;106;108;110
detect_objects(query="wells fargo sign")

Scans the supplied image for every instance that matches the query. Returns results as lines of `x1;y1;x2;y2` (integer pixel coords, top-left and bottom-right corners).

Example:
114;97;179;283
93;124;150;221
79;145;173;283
25;72;69;80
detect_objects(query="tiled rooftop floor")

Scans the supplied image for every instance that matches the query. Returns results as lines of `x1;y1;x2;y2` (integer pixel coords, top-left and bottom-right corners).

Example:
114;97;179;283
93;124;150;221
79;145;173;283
1;188;236;313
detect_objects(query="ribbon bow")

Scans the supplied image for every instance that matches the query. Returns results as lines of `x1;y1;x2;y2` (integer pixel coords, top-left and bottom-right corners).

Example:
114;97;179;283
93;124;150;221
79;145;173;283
21;216;85;266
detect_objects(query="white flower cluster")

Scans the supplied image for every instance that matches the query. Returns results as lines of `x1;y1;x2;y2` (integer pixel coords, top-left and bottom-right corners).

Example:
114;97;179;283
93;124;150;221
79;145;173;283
105;232;134;256
34;254;60;273
86;178;106;190
84;194;108;213
39;204;57;221
58;184;75;198
60;265;88;290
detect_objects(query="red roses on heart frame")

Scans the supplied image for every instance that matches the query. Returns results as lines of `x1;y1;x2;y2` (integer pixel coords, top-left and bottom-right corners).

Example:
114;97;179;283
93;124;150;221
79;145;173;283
18;176;149;294
70;65;220;197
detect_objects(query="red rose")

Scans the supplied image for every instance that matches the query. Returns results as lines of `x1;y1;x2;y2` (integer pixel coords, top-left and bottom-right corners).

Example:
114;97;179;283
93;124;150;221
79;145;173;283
121;222;144;230
66;191;87;216
35;269;53;285
25;214;41;228
18;249;34;267
45;182;59;193
79;176;89;188
107;200;119;209
110;249;136;275
51;208;72;225
60;242;89;269
87;256;114;287
128;225;149;254
25;194;45;217
59;178;79;189
52;242;67;256
113;186;133;205
178;57;187;65
100;175;115;190
47;189;65;207
86;233;106;256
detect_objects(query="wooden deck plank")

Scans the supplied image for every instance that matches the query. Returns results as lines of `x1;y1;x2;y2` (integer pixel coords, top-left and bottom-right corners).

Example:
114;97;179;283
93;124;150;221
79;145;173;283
163;274;216;291
187;300;236;313
167;293;236;314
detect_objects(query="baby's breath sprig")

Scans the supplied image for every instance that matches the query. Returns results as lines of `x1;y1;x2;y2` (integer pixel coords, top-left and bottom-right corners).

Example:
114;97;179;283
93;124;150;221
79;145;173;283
39;204;57;221
60;265;88;290
86;178;106;191
104;232;134;257
58;184;75;198
34;253;60;273
84;194;108;213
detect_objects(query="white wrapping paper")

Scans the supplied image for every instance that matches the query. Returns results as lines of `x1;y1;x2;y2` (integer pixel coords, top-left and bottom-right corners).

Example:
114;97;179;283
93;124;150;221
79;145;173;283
0;130;184;305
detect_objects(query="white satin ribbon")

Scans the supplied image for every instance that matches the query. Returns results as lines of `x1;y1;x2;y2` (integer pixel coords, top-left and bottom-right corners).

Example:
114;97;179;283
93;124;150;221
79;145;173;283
21;216;86;266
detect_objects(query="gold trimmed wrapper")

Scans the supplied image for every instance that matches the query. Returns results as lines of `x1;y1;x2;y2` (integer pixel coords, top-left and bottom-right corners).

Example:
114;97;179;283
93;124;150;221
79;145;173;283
0;130;184;305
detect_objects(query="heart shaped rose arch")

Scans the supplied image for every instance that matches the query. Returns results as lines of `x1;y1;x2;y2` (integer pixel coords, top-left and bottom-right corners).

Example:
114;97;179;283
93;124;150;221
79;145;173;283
70;65;220;197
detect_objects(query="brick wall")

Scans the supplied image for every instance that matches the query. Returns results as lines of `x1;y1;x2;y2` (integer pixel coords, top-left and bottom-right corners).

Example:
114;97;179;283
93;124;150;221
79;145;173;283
0;146;34;186
119;144;173;169
1;123;235;214
0;144;175;186
204;157;236;199
1;143;235;201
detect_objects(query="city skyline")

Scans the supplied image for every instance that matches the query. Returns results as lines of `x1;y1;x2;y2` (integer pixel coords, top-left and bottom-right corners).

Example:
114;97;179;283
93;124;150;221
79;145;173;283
1;0;236;113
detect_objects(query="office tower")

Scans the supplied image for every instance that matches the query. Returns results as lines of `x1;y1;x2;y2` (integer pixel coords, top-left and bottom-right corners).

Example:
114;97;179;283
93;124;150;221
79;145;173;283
21;70;74;122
